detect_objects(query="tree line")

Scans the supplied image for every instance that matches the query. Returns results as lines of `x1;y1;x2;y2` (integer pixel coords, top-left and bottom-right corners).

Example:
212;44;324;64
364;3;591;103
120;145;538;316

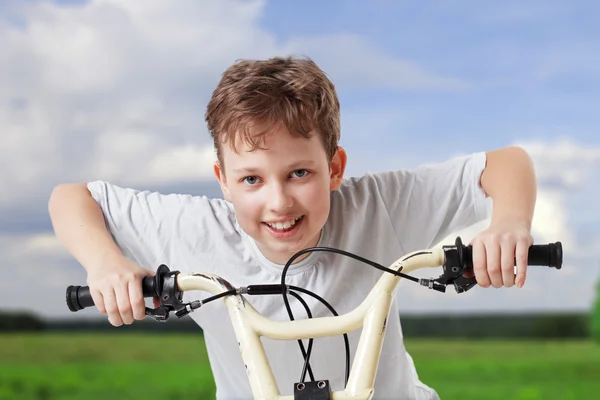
0;309;595;339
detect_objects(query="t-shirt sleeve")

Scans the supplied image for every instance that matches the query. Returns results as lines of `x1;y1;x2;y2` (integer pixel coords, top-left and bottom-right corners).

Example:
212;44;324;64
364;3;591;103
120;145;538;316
86;180;196;270
374;152;491;252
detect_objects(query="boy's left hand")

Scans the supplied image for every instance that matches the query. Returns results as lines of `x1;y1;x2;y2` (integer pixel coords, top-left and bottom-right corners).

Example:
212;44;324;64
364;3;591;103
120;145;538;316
469;219;533;289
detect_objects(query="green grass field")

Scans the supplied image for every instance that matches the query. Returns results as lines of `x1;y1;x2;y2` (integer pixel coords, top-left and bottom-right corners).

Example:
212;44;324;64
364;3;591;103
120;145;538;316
1;333;599;399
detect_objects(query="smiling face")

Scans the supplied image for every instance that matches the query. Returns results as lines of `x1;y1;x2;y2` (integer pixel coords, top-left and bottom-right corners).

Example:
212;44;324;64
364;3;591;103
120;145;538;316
214;124;347;265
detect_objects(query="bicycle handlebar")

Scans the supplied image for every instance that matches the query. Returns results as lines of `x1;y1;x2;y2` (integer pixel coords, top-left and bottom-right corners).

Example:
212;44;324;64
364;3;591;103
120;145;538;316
64;237;563;399
66;240;562;312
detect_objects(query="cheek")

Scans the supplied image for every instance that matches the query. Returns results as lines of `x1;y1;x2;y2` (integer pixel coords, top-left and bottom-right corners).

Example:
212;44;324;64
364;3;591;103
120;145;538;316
302;181;331;214
231;190;263;222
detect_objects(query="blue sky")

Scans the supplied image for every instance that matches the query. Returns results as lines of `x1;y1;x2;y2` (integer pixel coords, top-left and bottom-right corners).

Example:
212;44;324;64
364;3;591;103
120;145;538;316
262;0;600;174
0;0;599;318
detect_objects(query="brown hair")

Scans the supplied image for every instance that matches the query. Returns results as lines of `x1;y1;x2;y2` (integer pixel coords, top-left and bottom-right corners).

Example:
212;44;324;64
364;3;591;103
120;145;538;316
205;55;340;166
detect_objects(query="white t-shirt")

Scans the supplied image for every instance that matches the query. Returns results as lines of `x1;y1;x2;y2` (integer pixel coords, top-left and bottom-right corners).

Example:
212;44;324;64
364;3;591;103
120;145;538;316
87;152;489;400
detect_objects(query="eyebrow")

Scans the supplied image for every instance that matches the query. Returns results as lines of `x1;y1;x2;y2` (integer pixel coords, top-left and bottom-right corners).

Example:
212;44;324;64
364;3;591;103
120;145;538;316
233;160;317;174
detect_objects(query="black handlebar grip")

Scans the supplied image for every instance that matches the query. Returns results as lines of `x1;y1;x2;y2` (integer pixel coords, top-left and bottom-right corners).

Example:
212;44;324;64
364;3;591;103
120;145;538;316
66;276;157;312
527;242;562;269
463;240;563;270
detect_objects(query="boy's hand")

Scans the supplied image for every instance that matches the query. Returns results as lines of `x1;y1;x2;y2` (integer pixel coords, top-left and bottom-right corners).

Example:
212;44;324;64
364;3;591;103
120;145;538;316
469;219;533;289
86;257;160;327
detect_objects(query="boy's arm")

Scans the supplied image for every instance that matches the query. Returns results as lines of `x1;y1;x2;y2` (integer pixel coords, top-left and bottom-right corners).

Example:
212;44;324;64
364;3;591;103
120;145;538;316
48;184;157;326
49;183;126;270
472;146;537;289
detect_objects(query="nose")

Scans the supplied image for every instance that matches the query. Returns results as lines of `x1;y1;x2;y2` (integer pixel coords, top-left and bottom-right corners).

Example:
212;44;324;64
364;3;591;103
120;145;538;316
267;182;293;212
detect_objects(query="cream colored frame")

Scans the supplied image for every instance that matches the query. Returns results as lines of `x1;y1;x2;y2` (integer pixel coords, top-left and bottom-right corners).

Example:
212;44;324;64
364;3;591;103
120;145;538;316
176;246;446;400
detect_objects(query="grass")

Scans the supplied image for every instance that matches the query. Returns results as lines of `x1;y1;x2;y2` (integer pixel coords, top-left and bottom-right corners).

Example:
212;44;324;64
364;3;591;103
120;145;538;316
406;339;600;399
1;333;599;399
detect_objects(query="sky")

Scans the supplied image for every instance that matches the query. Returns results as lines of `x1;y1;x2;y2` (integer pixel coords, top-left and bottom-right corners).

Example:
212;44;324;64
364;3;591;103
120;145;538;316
1;0;599;319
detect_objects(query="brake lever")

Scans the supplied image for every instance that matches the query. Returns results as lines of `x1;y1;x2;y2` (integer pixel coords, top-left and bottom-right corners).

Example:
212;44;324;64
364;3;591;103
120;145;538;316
446;275;478;294
145;304;171;322
143;265;187;322
423;236;478;294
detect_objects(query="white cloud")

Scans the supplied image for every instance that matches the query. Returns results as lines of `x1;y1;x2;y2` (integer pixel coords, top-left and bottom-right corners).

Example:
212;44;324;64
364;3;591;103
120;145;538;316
147;144;217;183
89;130;216;185
0;0;460;208
436;187;572;249
0;0;276;205
518;138;600;259
519;137;600;188
530;188;572;245
23;233;70;258
2;232;71;264
0;232;85;315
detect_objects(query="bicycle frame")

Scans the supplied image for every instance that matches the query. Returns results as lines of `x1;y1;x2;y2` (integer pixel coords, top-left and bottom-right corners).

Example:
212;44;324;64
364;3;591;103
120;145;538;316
175;247;445;400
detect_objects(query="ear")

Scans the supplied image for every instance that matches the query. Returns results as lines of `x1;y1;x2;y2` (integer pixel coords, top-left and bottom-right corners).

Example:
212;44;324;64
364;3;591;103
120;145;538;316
329;146;347;190
213;161;232;202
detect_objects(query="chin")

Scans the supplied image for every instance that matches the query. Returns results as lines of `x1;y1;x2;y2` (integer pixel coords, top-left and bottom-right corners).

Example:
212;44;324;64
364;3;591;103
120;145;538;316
262;239;310;261
269;242;305;255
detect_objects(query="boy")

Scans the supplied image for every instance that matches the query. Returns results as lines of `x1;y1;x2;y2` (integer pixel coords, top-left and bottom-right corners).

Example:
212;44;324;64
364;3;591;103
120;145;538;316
49;56;536;399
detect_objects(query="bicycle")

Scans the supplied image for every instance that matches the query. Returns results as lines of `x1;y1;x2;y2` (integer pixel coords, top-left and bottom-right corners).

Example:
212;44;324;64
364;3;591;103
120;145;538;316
65;236;563;400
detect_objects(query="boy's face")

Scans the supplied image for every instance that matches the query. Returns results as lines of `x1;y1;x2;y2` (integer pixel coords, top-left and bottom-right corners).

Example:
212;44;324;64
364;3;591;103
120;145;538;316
214;124;347;265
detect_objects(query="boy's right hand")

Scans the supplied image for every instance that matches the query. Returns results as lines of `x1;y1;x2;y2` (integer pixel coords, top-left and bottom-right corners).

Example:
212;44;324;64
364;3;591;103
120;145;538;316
86;257;159;327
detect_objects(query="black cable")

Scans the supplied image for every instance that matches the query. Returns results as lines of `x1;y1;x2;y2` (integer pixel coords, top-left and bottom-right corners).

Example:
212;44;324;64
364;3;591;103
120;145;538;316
200;289;237;304
290;285;351;386
281;246;418;283
288;291;315;382
280;246;397;386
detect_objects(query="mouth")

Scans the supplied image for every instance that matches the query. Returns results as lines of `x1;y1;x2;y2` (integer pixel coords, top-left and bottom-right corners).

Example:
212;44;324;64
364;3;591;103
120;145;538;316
262;216;304;232
261;215;305;239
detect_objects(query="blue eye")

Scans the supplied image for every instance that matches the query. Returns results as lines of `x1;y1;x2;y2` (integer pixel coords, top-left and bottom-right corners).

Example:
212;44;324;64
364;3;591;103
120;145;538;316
242;176;260;185
291;169;309;178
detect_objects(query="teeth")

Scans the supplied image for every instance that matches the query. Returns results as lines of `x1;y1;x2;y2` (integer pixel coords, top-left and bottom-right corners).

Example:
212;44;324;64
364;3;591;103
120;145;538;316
267;216;302;231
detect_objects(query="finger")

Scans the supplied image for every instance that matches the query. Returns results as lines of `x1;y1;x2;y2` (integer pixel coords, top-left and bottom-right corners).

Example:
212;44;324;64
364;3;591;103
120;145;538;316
486;240;503;288
501;237;516;287
129;279;146;321
515;238;530;288
90;288;106;315
103;289;123;327
472;239;490;287
115;283;134;325
153;296;161;309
